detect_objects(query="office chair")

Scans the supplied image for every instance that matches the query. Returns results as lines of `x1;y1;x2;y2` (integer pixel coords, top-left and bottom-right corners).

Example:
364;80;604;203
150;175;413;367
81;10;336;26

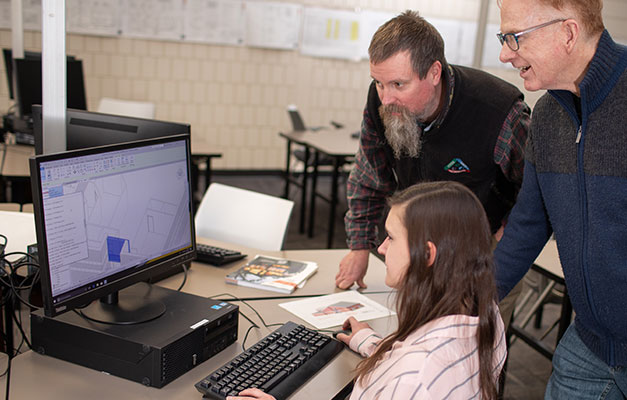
97;97;156;119
195;183;294;251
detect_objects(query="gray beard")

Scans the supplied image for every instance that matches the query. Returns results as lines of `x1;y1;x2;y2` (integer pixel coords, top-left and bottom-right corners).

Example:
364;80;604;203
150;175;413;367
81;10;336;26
379;104;422;159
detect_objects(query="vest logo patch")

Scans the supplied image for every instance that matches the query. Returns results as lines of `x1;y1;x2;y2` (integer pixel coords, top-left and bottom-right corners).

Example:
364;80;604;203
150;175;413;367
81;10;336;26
444;158;470;174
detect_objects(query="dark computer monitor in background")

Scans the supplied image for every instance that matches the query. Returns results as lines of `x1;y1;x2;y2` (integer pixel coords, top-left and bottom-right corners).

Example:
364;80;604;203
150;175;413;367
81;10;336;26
2;48;47;100
14;57;86;118
32;105;191;155
29;134;196;322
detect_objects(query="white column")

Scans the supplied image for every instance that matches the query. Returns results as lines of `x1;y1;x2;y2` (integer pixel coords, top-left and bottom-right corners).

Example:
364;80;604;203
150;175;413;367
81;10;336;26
41;0;66;154
472;0;490;69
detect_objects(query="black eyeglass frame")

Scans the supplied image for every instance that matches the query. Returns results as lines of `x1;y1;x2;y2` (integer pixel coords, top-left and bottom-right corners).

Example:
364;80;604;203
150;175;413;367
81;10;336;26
497;19;567;51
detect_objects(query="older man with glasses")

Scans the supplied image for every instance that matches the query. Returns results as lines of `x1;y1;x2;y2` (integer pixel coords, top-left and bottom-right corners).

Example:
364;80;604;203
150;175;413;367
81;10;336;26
493;0;627;398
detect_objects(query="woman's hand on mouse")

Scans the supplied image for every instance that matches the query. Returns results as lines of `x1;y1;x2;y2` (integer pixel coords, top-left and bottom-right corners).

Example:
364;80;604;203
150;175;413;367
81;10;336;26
336;316;371;345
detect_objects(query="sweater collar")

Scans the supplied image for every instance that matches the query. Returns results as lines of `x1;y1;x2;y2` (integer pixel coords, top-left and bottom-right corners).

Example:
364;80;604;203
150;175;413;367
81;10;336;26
550;30;626;114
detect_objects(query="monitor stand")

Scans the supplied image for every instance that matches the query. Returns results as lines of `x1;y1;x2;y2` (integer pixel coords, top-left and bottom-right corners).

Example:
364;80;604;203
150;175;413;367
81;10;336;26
79;287;167;325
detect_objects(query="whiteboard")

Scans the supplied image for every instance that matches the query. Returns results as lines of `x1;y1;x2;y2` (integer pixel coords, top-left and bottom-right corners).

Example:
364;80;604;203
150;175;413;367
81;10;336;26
66;0;120;36
300;6;362;61
244;1;302;50
183;0;245;45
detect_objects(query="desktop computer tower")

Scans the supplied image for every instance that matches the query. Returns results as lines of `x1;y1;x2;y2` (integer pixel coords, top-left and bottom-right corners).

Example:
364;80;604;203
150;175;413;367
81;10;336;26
30;283;238;388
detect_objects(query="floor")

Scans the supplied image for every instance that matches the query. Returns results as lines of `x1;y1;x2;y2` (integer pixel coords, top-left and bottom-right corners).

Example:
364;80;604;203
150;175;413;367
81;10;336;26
207;172;559;400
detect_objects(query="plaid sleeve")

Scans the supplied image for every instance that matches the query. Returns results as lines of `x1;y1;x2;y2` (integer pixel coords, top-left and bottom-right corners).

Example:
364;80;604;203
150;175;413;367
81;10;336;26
344;108;396;250
493;98;531;187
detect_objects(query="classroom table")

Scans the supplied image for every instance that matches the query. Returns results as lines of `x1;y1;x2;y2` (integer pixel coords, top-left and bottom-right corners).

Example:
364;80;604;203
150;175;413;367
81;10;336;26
279;129;359;248
0;143;34;203
189;139;223;200
0;232;396;400
508;239;573;360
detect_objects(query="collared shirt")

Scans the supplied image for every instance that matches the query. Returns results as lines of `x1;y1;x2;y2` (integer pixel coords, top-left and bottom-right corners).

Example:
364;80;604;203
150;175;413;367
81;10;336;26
345;67;530;250
349;313;507;400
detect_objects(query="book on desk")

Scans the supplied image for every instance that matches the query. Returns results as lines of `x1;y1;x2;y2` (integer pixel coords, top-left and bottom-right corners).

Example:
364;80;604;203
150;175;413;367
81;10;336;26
225;255;318;294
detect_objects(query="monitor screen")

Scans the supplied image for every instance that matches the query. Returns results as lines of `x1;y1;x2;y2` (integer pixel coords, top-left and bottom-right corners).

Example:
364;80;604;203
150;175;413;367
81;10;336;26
32;106;191;156
2;48;47;100
14;57;86;117
29;134;196;323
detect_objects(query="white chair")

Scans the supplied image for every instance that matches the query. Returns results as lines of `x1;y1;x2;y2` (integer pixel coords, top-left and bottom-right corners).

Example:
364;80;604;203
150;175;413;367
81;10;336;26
97;97;156;119
195;183;294;251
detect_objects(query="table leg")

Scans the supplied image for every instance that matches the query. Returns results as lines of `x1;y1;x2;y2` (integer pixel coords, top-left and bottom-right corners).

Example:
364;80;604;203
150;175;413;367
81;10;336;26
556;286;572;344
299;146;309;234
326;157;341;249
283;140;292;199
308;151;319;238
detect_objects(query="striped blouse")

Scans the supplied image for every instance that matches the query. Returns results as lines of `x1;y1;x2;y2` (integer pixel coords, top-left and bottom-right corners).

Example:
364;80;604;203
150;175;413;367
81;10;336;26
348;313;507;399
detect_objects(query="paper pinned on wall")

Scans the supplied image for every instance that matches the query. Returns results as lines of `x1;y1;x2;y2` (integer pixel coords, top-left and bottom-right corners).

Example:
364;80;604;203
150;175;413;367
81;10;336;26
300;7;362;61
244;1;302;50
279;291;396;329
66;0;121;37
22;0;42;32
358;9;398;60
428;16;477;67
0;0;11;30
183;0;245;45
121;0;183;41
482;22;515;69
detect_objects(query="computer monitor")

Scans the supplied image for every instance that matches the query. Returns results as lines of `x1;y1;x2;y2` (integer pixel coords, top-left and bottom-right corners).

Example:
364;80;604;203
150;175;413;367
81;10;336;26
2;48;47;100
13;57;86;118
29;134;197;323
32;106;191;155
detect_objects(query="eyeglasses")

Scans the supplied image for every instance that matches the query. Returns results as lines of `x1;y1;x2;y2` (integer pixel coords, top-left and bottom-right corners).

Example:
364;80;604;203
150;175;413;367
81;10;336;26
497;19;566;51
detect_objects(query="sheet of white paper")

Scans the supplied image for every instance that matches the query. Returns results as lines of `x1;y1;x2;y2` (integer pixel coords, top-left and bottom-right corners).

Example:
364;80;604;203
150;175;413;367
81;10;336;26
66;0;121;36
121;0;183;41
183;0;245;45
279;291;395;329
244;1;302;50
300;6;362;61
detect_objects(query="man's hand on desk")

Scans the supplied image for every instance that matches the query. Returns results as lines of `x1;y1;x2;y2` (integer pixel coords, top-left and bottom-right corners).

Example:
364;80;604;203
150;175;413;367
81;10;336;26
335;249;369;289
227;388;276;400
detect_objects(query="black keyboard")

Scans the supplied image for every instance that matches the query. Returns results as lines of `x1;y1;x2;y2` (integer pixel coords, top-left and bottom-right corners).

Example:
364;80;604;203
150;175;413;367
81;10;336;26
195;243;246;266
195;321;344;399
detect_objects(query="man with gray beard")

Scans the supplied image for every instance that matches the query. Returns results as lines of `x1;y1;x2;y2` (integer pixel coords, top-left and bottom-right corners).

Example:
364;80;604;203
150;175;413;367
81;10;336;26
336;10;530;328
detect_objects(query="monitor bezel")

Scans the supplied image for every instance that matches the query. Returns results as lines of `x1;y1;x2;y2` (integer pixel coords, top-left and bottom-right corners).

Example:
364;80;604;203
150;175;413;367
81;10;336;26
29;134;197;318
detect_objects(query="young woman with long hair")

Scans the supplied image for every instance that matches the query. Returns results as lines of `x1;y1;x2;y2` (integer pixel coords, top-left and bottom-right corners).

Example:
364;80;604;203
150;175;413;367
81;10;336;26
228;181;506;400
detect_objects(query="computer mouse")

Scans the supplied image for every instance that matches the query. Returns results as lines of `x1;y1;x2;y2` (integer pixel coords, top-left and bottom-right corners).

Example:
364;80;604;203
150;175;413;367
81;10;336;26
332;329;351;339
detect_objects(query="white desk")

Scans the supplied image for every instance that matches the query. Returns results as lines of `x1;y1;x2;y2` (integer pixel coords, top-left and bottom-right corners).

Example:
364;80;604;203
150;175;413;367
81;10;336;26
158;238;392;300
0;212;396;399
0;210;36;261
3;290;395;399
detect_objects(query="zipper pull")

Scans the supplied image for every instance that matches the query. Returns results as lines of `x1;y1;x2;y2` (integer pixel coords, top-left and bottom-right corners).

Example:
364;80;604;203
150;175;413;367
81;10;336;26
575;126;582;143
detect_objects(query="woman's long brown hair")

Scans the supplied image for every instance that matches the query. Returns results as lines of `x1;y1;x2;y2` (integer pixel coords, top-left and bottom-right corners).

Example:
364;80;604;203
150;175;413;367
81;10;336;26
354;181;499;399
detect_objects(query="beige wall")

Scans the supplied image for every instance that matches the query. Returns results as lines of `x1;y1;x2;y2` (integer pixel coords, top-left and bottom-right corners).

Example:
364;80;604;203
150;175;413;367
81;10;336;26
1;0;626;170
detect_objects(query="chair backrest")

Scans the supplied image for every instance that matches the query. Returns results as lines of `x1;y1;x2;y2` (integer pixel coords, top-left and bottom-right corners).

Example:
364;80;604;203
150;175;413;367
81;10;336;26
287;104;306;131
97;97;156;119
195;183;294;251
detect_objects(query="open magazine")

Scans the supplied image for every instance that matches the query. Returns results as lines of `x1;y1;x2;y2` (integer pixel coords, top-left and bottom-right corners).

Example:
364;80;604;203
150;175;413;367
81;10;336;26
225;255;318;294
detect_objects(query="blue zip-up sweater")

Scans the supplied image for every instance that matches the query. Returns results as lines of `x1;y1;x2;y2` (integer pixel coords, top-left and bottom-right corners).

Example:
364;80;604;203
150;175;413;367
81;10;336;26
494;30;627;367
